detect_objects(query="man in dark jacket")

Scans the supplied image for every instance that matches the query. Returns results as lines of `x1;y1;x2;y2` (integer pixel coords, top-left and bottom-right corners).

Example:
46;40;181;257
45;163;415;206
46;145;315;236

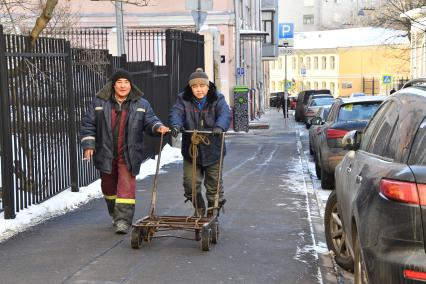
279;92;290;118
80;69;169;234
169;68;231;217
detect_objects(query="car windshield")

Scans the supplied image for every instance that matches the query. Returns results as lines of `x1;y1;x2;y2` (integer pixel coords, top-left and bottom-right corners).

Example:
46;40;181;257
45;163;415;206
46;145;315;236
310;97;334;106
338;102;382;121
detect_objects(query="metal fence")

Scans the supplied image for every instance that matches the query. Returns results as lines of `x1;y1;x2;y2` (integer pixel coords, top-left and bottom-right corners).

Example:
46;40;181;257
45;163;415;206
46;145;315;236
0;26;204;218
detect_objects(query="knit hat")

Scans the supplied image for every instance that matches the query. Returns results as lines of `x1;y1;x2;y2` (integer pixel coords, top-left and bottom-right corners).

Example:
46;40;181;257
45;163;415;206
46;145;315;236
111;69;133;85
188;68;209;86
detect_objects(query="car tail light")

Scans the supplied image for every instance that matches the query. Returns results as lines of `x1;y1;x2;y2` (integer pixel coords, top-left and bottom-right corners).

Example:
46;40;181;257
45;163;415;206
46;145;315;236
380;179;426;206
326;128;348;139
404;269;426;281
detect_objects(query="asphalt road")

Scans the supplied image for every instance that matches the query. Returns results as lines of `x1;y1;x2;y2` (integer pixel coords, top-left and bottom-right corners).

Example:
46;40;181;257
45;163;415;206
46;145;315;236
0;110;343;284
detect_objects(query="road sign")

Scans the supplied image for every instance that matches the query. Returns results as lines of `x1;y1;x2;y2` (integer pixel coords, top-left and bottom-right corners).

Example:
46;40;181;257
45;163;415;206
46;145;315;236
382;75;393;85
286;81;292;89
278;23;294;47
300;67;306;77
191;10;208;31
278;23;294;39
237;67;245;76
279;47;293;56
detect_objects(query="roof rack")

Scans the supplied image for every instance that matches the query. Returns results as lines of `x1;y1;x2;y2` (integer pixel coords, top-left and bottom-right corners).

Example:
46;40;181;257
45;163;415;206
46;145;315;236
402;78;426;89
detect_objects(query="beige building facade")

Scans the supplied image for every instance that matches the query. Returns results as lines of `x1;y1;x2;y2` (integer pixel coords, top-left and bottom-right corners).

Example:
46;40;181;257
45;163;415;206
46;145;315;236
270;27;410;98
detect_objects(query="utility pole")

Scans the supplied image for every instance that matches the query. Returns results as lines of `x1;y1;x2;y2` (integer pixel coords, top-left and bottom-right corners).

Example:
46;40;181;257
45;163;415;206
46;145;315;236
115;0;125;55
284;42;288;125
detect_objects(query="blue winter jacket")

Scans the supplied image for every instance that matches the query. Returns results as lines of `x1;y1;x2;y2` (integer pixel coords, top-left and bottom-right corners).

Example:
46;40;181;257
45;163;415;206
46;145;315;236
80;82;163;176
169;82;231;166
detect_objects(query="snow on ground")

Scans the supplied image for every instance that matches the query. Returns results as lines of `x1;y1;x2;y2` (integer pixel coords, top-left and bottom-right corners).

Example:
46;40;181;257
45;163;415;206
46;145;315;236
0;144;182;243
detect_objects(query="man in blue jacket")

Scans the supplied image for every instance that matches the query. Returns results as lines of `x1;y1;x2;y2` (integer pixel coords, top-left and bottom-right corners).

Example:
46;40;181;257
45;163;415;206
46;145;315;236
169;68;231;217
80;69;169;234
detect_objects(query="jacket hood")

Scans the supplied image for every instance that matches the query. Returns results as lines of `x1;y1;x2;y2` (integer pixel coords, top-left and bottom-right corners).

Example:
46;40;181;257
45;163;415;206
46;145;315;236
96;81;144;101
182;81;218;103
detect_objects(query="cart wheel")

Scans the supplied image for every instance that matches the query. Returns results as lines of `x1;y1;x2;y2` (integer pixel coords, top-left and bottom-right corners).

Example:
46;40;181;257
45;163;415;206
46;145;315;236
211;222;219;244
195;229;201;241
201;227;211;251
131;226;143;249
142;227;151;242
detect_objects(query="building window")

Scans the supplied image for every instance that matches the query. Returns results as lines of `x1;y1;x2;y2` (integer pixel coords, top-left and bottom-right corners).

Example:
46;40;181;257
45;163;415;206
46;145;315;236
321;56;327;69
278;81;283;91
272;81;276;91
292;57;297;70
330;56;335;69
306;57;311;69
220;34;225;46
307;81;311;89
314;56;318;69
322;82;327;89
303;14;314;25
314;82;319;89
262;10;274;44
299;57;304;68
278;57;283;69
330;82;335;94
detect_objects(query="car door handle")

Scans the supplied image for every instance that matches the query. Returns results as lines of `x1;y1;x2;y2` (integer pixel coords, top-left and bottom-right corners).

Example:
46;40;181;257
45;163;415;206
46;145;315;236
356;175;362;184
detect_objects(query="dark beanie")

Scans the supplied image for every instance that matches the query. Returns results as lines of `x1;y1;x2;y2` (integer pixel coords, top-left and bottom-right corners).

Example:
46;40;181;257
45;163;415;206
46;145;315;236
111;69;133;85
188;68;209;86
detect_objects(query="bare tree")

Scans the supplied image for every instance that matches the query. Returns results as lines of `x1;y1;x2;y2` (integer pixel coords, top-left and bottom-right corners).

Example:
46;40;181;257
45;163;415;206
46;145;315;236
365;0;426;40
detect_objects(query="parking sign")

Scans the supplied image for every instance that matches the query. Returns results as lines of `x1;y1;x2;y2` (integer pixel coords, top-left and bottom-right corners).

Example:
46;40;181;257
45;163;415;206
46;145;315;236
278;23;294;47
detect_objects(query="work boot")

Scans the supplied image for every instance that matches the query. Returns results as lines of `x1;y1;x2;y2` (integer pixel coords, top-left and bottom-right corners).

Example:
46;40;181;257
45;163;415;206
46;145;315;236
115;221;130;234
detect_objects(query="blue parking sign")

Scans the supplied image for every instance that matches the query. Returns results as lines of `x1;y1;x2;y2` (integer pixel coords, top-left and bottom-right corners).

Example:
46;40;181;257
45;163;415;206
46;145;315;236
278;23;294;39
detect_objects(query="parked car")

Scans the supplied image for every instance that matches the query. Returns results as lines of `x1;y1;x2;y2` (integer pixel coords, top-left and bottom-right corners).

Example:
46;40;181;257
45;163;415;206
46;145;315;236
307;106;331;178
304;95;334;124
311;95;386;189
289;95;297;110
269;92;282;108
326;78;426;283
295;89;331;122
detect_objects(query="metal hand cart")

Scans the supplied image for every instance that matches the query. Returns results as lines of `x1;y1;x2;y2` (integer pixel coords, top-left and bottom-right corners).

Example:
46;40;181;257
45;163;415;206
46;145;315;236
131;130;226;251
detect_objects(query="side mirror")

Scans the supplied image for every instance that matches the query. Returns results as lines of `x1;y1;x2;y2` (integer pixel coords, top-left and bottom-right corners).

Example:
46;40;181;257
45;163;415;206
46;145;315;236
342;130;360;151
310;117;322;125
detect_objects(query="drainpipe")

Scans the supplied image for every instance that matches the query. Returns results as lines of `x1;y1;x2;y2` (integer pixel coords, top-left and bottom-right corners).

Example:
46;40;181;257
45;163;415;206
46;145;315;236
234;0;240;86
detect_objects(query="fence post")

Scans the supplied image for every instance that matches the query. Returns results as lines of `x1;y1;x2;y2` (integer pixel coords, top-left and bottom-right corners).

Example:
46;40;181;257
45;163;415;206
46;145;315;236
65;42;79;192
0;26;15;219
120;53;127;69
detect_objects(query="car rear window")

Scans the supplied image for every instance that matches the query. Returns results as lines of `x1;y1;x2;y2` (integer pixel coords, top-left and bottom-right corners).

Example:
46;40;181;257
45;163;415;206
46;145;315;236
337;102;382;122
310;98;334;107
409;117;426;166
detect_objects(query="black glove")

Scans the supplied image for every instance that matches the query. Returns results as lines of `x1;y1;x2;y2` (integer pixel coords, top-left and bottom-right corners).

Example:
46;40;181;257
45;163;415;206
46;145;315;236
212;127;223;136
171;127;180;138
171;127;185;138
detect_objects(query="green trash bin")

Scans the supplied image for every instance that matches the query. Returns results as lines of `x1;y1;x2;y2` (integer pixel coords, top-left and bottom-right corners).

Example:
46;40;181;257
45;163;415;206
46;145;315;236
233;86;249;132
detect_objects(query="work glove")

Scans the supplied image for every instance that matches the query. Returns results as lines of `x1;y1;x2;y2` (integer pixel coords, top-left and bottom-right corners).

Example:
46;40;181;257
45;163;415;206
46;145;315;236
171;127;185;138
212;127;223;136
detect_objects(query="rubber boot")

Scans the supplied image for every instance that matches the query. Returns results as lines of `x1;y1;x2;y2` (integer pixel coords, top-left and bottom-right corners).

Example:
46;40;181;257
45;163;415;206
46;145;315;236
114;203;135;234
105;199;116;226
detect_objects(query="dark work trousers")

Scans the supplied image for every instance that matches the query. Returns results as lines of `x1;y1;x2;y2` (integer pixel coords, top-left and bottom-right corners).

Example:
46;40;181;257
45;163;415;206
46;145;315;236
183;159;224;211
100;158;136;225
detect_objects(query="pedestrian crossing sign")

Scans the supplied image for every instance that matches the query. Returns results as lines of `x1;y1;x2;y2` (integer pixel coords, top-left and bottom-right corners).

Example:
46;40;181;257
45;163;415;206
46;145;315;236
382;75;393;85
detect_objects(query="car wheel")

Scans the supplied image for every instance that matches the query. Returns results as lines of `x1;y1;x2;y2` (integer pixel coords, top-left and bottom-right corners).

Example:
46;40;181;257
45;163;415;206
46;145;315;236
354;233;369;284
315;156;321;179
324;191;354;271
321;166;335;189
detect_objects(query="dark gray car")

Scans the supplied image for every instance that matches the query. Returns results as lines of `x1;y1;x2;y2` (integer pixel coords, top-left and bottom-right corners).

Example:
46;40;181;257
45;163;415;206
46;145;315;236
330;79;426;283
